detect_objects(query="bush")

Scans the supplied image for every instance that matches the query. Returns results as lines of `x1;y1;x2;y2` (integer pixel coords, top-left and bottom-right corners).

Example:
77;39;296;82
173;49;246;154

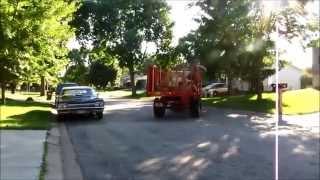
26;97;34;102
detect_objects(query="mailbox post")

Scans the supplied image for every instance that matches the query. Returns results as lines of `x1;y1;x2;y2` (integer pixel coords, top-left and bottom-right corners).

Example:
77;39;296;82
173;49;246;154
271;83;287;123
278;88;283;122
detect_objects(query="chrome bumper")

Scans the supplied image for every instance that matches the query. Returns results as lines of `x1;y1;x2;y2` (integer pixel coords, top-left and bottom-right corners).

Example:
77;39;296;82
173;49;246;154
57;106;104;111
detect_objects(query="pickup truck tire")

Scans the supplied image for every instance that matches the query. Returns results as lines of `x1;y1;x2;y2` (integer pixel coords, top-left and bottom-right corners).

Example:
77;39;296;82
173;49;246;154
96;111;103;119
56;114;64;121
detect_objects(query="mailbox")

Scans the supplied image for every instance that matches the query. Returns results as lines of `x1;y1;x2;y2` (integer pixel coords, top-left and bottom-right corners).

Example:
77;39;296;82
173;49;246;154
271;83;288;91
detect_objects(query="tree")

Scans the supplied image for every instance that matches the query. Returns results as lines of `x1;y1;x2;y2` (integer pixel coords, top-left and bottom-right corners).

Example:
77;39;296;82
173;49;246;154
87;61;117;89
71;0;173;95
244;3;312;100
0;0;78;103
64;48;89;84
0;0;38;104
29;0;78;96
64;64;88;84
184;0;252;94
179;0;310;100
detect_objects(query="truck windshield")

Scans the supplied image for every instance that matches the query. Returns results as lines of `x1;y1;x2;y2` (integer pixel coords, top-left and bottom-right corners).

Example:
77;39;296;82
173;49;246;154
62;89;93;97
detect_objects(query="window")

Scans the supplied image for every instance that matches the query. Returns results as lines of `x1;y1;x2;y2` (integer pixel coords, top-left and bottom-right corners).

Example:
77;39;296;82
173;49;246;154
62;89;93;96
215;84;225;88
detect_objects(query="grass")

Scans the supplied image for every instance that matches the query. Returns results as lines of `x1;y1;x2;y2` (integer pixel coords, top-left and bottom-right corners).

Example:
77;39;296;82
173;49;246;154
281;88;320;114
202;88;320;115
5;91;53;103
0;99;52;129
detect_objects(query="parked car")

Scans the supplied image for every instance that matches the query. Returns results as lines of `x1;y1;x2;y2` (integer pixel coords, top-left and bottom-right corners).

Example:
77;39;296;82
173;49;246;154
55;82;78;107
202;83;228;97
55;82;78;94
55;86;104;120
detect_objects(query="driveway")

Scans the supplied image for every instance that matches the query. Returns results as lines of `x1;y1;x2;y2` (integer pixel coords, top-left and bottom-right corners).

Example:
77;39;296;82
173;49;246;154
63;98;319;180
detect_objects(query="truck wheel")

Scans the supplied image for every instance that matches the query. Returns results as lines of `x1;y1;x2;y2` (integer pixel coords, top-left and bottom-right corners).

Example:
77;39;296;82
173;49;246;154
96;111;103;120
213;91;218;96
190;99;201;118
56;114;64;121
153;100;165;118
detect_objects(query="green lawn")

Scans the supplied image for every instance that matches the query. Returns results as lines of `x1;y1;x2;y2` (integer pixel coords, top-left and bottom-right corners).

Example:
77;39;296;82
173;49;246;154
202;88;320;115
5;91;53;103
0;99;52;130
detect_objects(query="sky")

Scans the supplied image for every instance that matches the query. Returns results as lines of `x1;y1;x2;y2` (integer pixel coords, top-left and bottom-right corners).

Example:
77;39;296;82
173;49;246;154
68;0;320;69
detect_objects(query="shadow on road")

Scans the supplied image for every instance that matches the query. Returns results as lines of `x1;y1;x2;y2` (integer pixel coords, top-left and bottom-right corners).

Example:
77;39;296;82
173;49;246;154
63;99;319;180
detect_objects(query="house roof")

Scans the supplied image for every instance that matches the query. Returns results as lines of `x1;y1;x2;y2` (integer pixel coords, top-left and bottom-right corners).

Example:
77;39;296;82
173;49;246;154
285;64;303;72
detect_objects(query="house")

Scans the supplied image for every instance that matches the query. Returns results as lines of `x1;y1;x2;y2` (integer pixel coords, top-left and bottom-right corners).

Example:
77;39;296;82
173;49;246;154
120;74;147;89
263;64;303;91
231;79;250;91
231;64;303;92
312;47;320;89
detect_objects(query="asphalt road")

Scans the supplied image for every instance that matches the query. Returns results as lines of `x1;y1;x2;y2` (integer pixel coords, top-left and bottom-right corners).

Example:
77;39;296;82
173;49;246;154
64;98;319;180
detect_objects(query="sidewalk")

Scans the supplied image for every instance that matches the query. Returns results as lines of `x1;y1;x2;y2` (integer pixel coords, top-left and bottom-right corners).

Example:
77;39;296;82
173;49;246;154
0;130;47;180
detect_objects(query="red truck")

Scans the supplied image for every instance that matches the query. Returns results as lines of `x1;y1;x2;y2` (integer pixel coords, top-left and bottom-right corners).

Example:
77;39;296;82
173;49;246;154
146;64;205;118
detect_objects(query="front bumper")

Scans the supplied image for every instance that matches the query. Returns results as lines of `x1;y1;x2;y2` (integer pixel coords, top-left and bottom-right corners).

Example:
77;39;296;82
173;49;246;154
57;107;104;114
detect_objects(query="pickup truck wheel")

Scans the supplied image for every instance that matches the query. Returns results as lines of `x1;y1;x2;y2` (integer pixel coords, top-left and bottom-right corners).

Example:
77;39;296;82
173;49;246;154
96;111;103;119
154;106;165;118
56;114;64;121
190;98;201;118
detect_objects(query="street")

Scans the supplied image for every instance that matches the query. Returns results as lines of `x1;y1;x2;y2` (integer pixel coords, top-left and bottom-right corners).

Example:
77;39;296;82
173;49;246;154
63;98;319;180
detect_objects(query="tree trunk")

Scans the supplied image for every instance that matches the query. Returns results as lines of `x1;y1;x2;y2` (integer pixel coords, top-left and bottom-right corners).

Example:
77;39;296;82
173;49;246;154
227;75;232;95
27;82;30;92
40;76;46;96
256;81;263;101
1;83;6;105
129;68;136;96
10;83;16;94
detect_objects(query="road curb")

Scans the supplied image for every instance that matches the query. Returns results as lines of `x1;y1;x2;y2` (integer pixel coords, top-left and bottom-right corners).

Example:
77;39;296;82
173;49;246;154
59;122;84;180
45;123;63;180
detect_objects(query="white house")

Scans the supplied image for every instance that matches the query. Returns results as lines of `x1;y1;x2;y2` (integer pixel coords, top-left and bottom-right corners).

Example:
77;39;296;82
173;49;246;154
231;64;303;91
231;79;250;91
120;74;147;88
263;64;303;91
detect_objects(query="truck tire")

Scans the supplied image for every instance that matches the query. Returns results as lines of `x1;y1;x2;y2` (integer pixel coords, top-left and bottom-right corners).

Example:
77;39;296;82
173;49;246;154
154;106;165;118
56;114;64;121
190;98;201;118
96;111;103;120
153;99;165;118
213;91;218;96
